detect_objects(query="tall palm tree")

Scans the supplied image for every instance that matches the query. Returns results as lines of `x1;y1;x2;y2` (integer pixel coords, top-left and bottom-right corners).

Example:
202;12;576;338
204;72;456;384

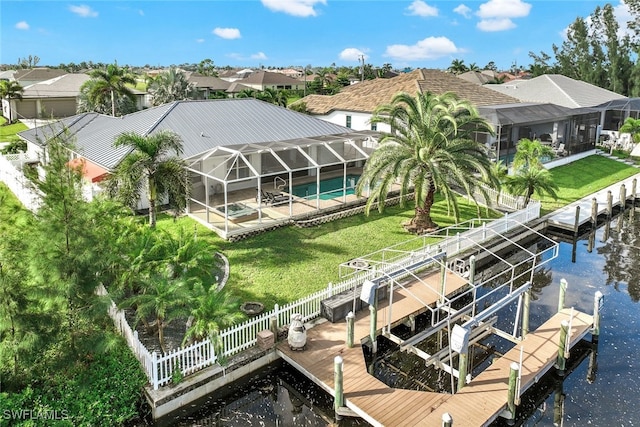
87;62;136;116
505;166;559;205
356;91;499;232
619;117;640;144
0;80;24;122
106;130;189;228
512;138;555;171
147;67;198;106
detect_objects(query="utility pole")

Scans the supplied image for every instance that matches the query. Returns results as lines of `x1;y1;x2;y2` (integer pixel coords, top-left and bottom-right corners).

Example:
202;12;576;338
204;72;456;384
360;55;365;82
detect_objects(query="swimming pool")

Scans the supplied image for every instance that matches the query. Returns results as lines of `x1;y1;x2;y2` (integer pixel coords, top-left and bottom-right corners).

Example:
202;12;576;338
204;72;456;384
291;174;360;200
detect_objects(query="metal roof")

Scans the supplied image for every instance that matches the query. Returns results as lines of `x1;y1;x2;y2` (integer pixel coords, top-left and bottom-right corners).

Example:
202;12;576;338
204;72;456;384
18;99;362;170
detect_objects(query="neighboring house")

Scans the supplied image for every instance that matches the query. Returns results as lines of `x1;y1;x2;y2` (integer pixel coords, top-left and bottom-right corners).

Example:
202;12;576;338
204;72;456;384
13;68;68;87
225;82;253;97
18;99;378;240
486;74;626;109
236;70;305;91
271;68;304;79
186;73;231;98
2;73;91;120
218;68;254;82
457;70;501;85
297;68;521;132
297;68;602;164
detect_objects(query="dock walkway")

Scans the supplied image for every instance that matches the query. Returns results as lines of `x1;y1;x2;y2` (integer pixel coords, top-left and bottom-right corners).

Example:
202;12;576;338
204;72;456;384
277;270;593;427
547;172;640;231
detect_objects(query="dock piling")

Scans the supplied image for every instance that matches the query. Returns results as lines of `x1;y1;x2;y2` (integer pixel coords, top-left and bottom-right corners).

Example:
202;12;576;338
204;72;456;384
346;311;355;348
556;320;569;375
334;356;344;421
620;184;627;211
591;197;597;227
592;291;604;343
442;412;453;426
573;206;580;240
522;289;530;337
270;316;278;341
558;279;567;313
505;362;520;423
369;288;378;354
607;190;613;218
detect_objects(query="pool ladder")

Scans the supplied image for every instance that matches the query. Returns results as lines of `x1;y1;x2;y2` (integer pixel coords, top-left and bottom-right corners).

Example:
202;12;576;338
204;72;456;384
274;176;287;190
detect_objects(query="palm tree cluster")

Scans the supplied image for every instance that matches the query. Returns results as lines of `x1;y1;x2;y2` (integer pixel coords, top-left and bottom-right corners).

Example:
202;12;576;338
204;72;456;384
113;225;239;352
356;91;499;233
147;67;199;106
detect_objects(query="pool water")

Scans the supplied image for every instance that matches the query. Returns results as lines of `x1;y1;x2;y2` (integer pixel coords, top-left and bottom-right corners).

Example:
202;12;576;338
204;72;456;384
291;174;360;200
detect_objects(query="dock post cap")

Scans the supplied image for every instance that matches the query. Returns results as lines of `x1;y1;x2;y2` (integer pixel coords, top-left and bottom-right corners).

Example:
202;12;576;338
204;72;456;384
510;361;520;371
442;412;453;422
335;355;343;364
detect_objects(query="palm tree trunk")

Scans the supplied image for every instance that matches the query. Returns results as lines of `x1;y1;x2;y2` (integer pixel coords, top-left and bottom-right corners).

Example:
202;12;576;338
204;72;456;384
409;184;439;232
148;177;157;228
110;89;116;117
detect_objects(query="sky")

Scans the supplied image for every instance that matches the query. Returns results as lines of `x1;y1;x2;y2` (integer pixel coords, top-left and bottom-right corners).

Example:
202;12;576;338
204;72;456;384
0;0;635;71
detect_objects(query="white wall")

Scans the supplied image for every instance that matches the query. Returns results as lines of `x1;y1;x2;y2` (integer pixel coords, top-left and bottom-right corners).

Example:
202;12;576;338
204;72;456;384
315;110;391;133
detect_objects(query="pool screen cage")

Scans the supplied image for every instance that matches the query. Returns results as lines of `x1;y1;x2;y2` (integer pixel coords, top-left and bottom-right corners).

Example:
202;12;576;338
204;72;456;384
184;131;379;237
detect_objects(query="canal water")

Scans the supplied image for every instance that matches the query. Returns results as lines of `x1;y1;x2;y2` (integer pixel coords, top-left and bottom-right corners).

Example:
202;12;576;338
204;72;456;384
163;210;640;426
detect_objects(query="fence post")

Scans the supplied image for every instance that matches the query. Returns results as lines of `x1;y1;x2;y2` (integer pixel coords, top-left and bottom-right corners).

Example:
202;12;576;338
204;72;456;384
152;351;159;390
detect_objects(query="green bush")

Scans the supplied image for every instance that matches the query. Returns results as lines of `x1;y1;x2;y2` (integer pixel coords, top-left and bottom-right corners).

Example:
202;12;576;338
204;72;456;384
0;337;147;426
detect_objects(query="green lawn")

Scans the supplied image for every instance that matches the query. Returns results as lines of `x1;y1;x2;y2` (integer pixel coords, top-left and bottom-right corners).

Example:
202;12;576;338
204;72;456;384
157;197;498;308
539;155;639;215
0;116;28;143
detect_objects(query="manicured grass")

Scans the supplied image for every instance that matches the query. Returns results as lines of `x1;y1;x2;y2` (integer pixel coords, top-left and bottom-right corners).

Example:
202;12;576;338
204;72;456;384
157;198;499;308
0;116;28;142
538;155;639;215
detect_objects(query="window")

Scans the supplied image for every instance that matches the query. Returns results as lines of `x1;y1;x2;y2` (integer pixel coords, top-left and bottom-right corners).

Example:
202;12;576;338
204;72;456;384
346;115;352;128
370;122;377;131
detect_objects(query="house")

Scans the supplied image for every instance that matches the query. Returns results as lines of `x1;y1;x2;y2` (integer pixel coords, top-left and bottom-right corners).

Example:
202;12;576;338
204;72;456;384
17;99;379;240
297;68;602;164
297;68;521;132
13;68;68;87
2;74;91;121
236;70;306;91
185;73;231;98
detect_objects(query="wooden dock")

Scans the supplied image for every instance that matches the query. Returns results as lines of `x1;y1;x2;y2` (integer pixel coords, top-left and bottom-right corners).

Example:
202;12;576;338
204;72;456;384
547;172;640;232
277;270;594;427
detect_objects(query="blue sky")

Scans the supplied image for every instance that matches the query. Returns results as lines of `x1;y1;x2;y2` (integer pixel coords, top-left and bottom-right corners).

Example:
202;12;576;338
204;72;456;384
1;0;635;71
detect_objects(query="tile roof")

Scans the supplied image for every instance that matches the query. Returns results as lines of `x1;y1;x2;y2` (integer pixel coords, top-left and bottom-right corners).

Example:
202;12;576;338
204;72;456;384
485;74;627;108
22;74;91;98
237;70;304;85
186;73;231;91
298;69;520;115
18;99;356;170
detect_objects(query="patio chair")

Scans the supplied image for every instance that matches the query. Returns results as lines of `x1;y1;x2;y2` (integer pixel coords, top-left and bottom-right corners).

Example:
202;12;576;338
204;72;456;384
553;143;567;157
267;191;290;205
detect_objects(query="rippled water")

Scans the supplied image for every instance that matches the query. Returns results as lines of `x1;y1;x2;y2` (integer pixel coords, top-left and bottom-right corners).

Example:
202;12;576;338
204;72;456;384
166;210;640;426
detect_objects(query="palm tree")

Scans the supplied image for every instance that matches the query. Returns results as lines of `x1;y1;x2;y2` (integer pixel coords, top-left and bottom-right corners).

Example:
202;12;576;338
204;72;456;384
86;62;136;116
619;117;640;144
505;166;559;205
183;288;243;351
236;88;258;99
447;59;468;75
512;138;555;171
356;91;499;233
106;130;189;228
121;275;192;352
77;78;137;116
147;67;198;106
0;80;24;122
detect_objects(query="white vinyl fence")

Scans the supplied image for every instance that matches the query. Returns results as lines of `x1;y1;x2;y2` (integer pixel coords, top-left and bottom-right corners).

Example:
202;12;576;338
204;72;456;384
0;154;41;212
104;201;541;391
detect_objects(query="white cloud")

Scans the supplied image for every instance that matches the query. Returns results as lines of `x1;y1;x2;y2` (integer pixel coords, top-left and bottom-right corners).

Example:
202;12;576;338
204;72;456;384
454;4;472;19
251;52;268;60
69;5;98;18
213;27;241;39
339;48;367;61
407;1;438;17
477;18;516;31
15;21;29;30
385;36;460;61
196;38;205;43
613;0;634;38
477;0;531;19
261;0;326;17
